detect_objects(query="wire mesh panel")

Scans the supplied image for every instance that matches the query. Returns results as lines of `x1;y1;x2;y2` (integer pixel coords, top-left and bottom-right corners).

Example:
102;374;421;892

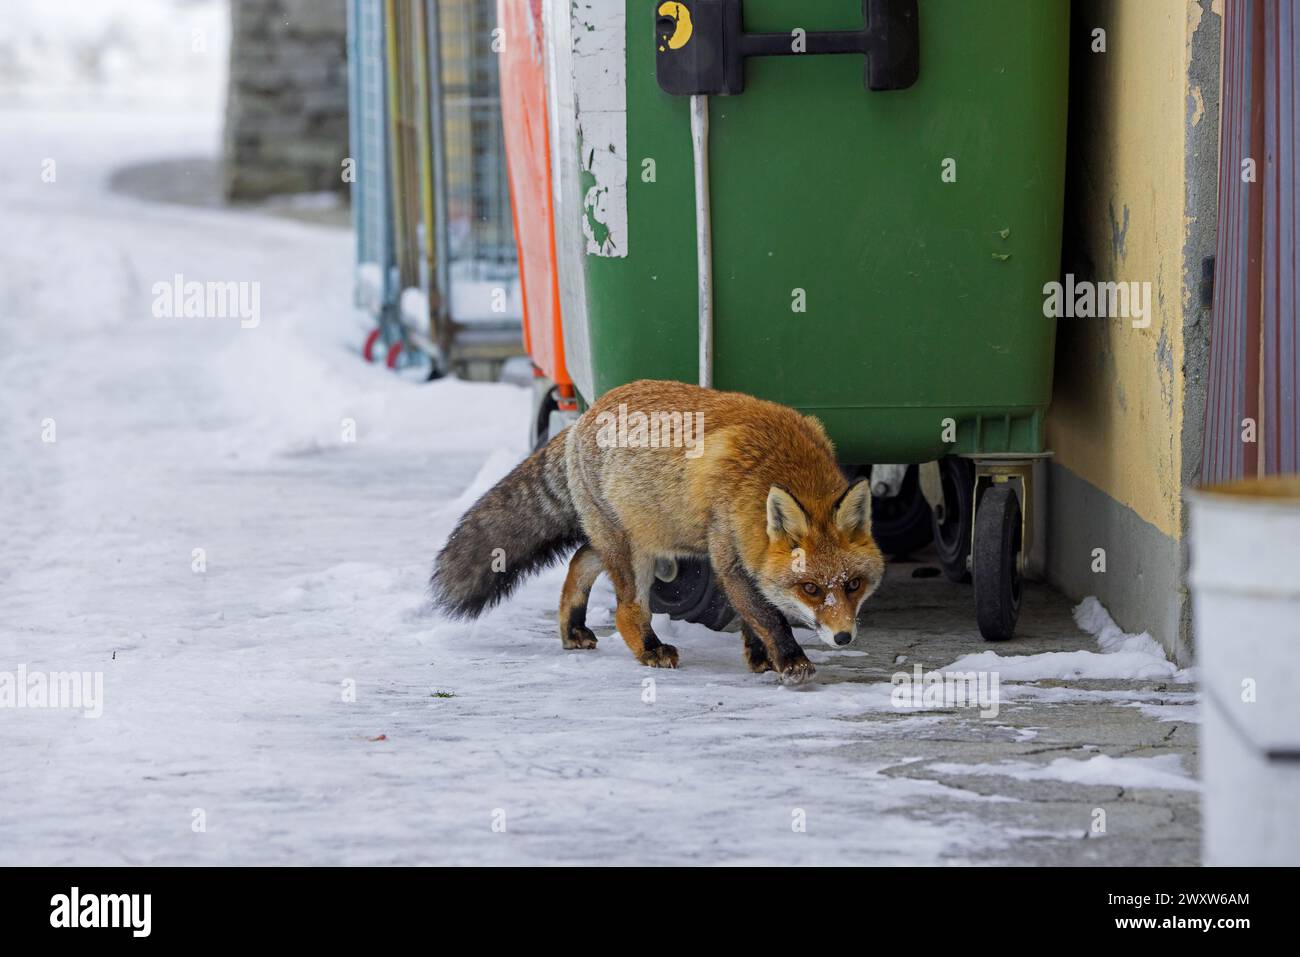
387;0;432;294
433;0;521;324
347;0;395;310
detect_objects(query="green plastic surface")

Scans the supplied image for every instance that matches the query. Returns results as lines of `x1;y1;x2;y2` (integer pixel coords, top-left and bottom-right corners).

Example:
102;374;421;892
578;0;1069;463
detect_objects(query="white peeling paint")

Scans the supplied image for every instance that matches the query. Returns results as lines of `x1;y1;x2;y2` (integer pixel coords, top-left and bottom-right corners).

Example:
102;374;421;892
573;0;628;258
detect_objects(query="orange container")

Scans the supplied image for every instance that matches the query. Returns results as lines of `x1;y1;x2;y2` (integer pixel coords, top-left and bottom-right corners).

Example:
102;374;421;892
497;0;571;393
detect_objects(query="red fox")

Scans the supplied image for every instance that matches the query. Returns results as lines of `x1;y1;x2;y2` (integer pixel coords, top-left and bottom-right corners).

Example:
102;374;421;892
431;380;885;683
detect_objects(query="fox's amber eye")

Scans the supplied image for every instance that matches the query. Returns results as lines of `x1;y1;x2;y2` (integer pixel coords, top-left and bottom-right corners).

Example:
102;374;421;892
800;582;820;597
847;577;862;593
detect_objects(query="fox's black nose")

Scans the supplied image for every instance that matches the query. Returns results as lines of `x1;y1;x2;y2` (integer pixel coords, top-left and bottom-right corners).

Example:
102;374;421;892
833;631;852;646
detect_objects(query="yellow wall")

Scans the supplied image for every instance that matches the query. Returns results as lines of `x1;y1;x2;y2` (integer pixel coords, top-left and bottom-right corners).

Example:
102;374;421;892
1047;0;1207;540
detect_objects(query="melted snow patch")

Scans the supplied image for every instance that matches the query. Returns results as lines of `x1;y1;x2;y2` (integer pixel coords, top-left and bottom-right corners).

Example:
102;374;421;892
805;648;868;662
941;596;1192;683
941;649;1177;681
1074;595;1165;658
930;753;1198;791
1130;701;1201;723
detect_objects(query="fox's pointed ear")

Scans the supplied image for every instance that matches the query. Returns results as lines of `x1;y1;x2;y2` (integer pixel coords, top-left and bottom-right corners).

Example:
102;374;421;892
834;478;873;541
766;485;809;544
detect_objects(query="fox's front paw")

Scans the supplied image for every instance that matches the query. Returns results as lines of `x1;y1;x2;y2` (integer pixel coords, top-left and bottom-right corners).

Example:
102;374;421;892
777;657;816;685
562;625;598;650
638;644;679;668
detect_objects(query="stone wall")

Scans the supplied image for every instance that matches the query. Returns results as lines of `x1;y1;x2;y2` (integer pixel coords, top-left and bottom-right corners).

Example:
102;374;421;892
222;0;348;200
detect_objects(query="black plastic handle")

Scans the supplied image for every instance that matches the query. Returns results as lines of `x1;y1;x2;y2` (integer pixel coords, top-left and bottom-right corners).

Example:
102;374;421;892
655;0;920;96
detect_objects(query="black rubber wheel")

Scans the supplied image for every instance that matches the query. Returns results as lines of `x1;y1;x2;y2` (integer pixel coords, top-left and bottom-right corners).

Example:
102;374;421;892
649;558;736;631
867;464;934;559
532;387;560;452
932;456;975;583
973;484;1023;641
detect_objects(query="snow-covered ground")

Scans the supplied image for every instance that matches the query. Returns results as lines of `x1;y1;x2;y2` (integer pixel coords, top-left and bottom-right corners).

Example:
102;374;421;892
0;0;228;112
0;10;1199;865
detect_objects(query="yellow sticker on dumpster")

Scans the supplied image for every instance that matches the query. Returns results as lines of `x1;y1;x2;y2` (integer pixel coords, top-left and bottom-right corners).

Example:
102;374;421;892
657;2;693;50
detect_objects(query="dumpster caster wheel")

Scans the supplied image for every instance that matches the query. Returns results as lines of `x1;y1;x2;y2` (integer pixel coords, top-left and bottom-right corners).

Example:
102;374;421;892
385;341;405;369
363;328;382;362
973;484;1022;641
932;456;975;583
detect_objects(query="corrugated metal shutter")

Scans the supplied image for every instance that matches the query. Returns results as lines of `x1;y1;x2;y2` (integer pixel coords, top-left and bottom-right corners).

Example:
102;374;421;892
1204;0;1300;481
1262;0;1300;473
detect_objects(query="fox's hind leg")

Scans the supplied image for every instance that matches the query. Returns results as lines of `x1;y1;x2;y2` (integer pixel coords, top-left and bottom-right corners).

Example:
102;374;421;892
584;527;677;668
558;543;602;649
615;552;678;668
565;453;677;668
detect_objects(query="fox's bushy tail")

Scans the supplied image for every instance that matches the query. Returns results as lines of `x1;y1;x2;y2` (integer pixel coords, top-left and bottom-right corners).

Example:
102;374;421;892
431;431;584;618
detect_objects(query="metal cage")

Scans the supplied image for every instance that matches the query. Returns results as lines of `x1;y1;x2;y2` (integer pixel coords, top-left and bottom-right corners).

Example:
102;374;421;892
432;0;523;373
346;0;397;319
346;0;523;376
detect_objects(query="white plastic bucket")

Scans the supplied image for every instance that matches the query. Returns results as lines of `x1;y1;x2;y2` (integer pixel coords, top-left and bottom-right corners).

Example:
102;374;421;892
1188;476;1300;866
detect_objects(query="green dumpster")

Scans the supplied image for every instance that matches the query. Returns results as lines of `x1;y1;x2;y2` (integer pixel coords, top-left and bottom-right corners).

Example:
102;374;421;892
547;0;1069;640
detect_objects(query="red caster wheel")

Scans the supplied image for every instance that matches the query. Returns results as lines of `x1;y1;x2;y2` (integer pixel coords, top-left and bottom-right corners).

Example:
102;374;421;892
385;341;405;369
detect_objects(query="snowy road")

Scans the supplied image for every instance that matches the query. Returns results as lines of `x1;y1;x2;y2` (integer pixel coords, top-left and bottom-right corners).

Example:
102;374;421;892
1;109;1199;866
